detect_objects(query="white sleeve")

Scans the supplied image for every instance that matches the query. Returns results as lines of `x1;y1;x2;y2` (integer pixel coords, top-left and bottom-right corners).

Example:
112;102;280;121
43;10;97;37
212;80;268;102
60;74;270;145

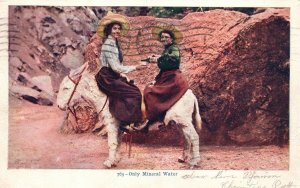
101;41;136;74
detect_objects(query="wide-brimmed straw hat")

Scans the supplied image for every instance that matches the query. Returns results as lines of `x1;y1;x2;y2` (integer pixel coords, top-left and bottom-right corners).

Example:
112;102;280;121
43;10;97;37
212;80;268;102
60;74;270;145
152;22;183;43
96;12;129;38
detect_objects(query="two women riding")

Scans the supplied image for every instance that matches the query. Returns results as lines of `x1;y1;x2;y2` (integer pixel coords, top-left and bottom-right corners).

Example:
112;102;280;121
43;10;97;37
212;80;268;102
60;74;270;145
95;12;189;132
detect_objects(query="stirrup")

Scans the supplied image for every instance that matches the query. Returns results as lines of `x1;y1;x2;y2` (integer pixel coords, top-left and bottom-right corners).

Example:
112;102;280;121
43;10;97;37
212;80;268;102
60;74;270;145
133;120;149;131
120;124;135;133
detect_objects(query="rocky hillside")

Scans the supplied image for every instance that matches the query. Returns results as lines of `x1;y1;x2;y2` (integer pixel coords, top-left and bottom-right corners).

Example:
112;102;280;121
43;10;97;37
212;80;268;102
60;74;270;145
9;6;289;145
9;6;98;105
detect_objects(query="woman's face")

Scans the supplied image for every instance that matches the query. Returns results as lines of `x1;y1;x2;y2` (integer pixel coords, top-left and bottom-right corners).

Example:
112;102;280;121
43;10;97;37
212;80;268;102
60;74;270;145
160;32;173;46
110;24;121;39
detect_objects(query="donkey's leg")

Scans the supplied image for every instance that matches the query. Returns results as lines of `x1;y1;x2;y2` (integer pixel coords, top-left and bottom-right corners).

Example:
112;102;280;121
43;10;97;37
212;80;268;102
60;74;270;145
103;121;120;168
181;122;200;168
176;123;190;163
115;127;123;164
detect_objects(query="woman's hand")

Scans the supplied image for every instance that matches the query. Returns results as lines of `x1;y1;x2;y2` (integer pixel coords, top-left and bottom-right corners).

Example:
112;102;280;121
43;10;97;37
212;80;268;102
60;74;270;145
136;64;147;70
120;73;130;82
149;54;160;63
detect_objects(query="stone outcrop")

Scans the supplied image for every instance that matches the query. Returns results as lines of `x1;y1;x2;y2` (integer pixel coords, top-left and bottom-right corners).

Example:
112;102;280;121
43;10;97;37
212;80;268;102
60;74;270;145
185;9;289;145
9;6;99;104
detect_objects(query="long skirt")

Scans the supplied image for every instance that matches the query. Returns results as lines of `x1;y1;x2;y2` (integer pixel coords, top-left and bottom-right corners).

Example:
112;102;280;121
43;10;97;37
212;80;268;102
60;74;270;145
144;69;189;121
95;67;142;124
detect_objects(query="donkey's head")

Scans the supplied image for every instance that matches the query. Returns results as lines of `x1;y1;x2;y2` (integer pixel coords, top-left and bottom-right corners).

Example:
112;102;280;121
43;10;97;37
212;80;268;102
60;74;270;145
57;63;88;110
57;76;78;110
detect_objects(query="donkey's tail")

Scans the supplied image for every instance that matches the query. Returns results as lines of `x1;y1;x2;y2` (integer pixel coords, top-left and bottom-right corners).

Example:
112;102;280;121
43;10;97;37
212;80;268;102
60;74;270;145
193;94;202;130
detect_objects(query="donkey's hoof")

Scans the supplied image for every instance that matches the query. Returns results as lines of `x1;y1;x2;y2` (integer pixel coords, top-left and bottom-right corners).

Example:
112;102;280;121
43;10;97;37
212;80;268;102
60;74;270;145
189;163;200;169
189;165;197;170
178;157;186;163
103;160;115;168
178;156;188;163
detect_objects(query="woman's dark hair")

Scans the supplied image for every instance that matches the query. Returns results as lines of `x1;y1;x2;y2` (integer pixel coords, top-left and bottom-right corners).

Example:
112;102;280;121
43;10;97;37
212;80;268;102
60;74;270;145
159;29;175;41
103;21;122;38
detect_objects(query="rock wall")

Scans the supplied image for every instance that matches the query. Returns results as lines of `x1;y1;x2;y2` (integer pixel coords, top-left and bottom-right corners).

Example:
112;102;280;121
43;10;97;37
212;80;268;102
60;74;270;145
121;8;289;145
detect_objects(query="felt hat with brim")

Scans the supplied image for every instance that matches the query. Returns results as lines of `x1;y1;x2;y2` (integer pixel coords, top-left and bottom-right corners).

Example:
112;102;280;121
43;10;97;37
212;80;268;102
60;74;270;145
152;22;183;43
96;12;129;38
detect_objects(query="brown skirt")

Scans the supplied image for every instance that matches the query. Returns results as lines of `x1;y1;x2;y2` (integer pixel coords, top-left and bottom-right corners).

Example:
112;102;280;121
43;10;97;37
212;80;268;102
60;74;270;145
95;67;142;124
144;69;189;121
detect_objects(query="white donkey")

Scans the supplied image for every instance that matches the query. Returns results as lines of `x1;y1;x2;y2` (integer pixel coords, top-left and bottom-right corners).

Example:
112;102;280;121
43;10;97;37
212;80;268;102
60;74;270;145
57;64;202;168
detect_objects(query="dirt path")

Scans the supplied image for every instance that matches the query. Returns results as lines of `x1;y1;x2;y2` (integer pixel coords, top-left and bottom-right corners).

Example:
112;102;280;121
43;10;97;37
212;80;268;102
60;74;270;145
8;97;288;170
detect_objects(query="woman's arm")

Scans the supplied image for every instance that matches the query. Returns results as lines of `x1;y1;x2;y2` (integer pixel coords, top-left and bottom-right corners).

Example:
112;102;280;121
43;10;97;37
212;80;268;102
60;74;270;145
101;40;136;74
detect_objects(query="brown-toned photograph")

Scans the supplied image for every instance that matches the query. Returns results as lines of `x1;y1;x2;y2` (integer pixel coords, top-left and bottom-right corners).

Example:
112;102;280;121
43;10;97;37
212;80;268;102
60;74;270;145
8;6;290;171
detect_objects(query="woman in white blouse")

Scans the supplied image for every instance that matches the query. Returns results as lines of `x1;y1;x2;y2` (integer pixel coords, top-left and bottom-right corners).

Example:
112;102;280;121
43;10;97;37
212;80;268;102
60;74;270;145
95;12;145;129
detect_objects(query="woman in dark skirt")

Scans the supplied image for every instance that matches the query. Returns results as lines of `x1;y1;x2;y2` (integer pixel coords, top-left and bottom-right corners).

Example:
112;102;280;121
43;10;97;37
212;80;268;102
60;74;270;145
95;12;145;126
136;25;189;131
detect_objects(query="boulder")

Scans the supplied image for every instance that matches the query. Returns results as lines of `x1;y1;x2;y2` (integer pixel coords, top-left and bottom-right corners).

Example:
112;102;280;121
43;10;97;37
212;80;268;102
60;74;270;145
31;75;55;97
190;9;289;145
10;84;54;106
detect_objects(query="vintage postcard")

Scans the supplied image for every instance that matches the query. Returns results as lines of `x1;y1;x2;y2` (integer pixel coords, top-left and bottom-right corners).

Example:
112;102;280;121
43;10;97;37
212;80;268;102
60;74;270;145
0;0;299;188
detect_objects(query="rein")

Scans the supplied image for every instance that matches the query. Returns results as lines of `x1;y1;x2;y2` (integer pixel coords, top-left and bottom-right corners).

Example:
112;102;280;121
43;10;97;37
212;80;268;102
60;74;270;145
98;96;108;114
67;75;81;108
66;64;87;107
66;74;82;120
65;66;87;120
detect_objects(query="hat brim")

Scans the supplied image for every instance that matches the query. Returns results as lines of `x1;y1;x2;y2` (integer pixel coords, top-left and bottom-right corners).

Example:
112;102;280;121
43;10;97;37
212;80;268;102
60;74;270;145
152;23;183;43
96;13;129;38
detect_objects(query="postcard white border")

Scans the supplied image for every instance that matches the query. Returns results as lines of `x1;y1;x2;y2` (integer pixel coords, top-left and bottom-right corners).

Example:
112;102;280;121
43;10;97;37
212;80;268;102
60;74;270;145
0;1;299;188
